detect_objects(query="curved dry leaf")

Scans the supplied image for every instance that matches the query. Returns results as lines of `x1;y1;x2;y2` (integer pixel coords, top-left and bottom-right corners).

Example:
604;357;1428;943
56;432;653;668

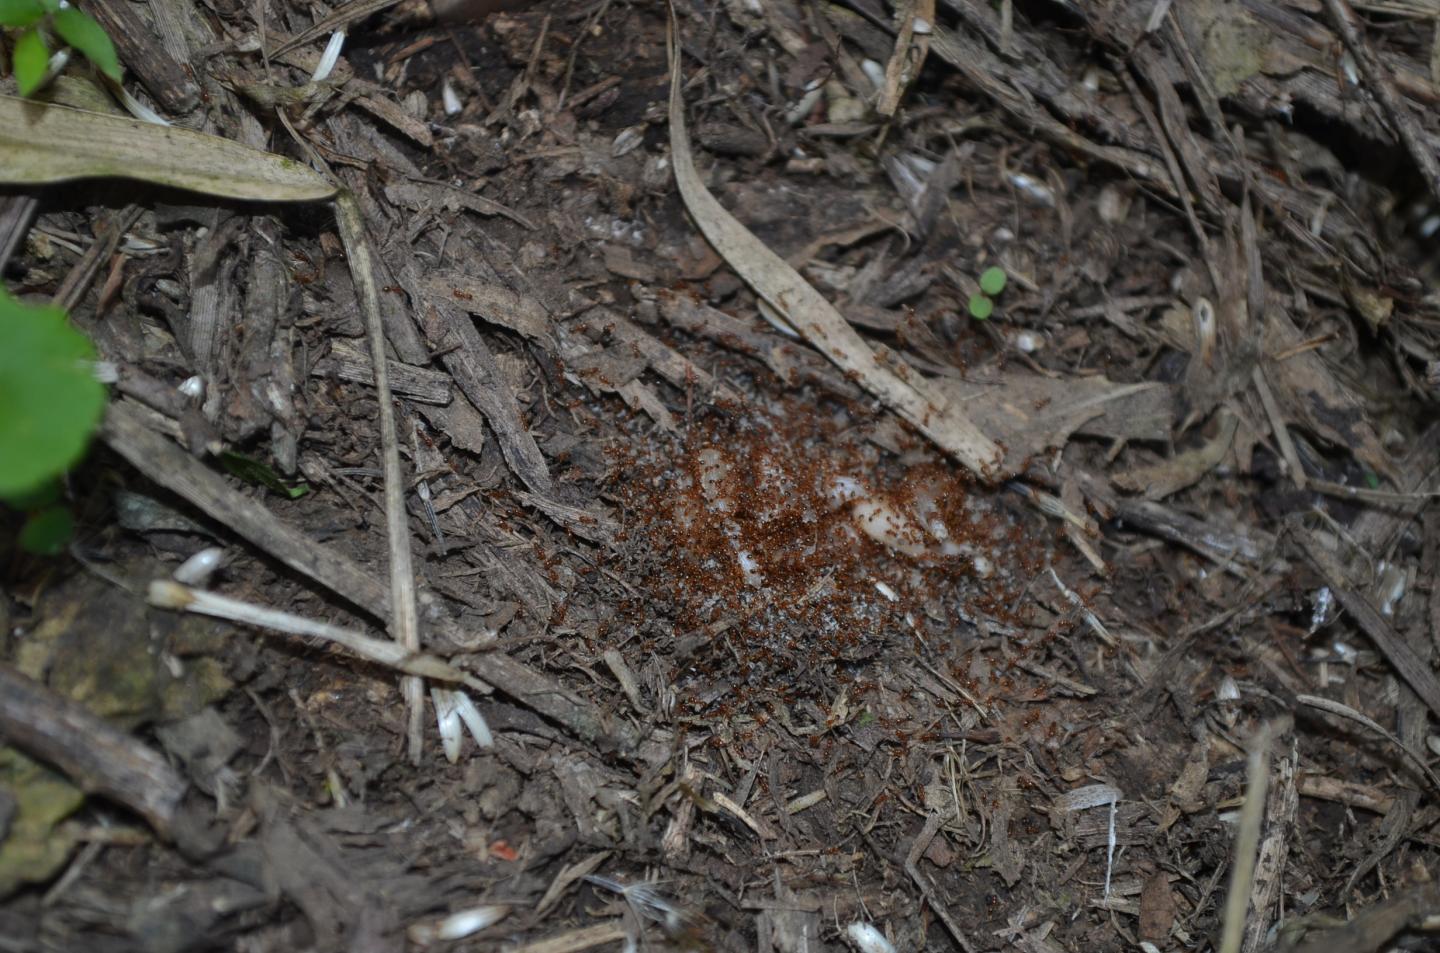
937;372;1173;475
665;13;1002;478
0;96;336;203
1113;410;1237;500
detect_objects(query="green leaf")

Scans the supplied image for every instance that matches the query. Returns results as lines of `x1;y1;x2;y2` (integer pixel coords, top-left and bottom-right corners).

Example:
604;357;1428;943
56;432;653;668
19;505;73;555
51;7;120;81
0;0;45;28
12;26;49;97
968;294;994;321
0;287;105;496
1;478;60;511
219;451;309;499
979;266;1008;296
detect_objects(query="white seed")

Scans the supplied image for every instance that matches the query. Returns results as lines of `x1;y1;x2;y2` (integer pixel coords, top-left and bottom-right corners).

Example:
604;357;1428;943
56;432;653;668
1008;172;1055;207
432;687;464;763
407;905;510;945
312;30;345;84
450;689;494;749
860;58;887;92
174;547;225;586
845;922;897;953
441;78;462;116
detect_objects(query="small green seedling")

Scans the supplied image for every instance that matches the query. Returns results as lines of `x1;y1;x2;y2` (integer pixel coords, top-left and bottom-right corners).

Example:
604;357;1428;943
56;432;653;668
0;285;106;554
1;0;120;96
979;266;1008;296
968;265;1009;320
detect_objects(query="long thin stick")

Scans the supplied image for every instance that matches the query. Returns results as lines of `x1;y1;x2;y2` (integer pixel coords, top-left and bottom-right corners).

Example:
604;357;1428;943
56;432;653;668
149;580;489;693
1218;719;1288;953
335;191;425;763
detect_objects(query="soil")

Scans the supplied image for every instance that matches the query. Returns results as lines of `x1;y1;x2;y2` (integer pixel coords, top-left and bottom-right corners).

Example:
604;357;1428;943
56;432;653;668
3;1;1440;952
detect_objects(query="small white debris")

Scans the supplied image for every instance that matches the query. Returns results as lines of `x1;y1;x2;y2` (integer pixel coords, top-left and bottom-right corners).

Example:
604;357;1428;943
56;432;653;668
174;547;225;587
785;82;825;125
1014;330;1042;353
441;78;462;116
860;58;887;92
1376;561;1407;617
756;298;800;338
612;124;646;158
1007;172;1055;207
873;581;899;603
1309;586;1334;633
845;921;897;953
178;375;205;400
407;905;510;946
311;30;345;84
904;154;937;177
451;689;494;749
432;687;493;763
1341;51;1359;86
112;81;171;126
911;16;932;34
1215;674;1240;728
1097;184;1131;224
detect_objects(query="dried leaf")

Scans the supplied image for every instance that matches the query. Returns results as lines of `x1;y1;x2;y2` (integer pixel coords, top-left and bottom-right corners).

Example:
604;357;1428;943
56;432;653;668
935;372;1173;473
666;14;1002;478
1264;308;1393;480
0;96;336;202
1114;411;1238;500
421;272;553;346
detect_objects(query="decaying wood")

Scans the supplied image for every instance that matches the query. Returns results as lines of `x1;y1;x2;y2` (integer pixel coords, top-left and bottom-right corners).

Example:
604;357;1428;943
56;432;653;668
80;0;200;113
0;663;187;835
100;401;635;753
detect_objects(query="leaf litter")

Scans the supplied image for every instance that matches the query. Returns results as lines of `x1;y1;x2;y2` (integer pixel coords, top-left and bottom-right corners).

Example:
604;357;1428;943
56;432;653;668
2;2;1440;952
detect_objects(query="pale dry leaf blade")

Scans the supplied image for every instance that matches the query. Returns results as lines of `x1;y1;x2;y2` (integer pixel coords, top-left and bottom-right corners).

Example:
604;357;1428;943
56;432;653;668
664;11;1002;478
0;96;336;203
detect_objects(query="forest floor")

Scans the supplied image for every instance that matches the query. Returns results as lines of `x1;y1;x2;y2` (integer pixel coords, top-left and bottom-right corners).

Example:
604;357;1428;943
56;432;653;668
3;1;1440;952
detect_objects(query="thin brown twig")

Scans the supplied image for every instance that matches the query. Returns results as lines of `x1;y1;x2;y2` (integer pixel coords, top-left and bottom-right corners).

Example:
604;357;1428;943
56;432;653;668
335;191;426;764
